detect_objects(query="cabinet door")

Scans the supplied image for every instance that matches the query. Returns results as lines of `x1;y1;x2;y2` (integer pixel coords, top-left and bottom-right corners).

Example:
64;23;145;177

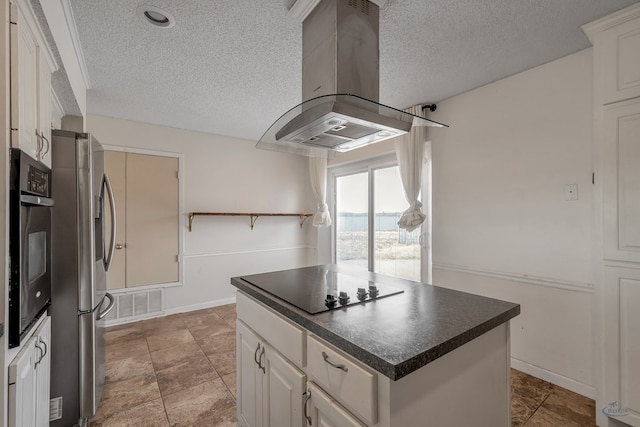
263;344;306;427
37;52;53;168
35;317;51;427
597;13;640;104
307;382;365;427
237;321;263;427
603;267;640;426
603;98;640;263
10;4;39;158
8;338;38;427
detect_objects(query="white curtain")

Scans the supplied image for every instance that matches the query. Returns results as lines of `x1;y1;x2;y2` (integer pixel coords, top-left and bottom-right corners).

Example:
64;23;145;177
394;105;427;232
309;156;332;227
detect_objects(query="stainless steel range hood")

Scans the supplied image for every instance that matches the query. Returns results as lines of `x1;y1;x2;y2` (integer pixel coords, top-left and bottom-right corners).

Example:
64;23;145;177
257;0;447;158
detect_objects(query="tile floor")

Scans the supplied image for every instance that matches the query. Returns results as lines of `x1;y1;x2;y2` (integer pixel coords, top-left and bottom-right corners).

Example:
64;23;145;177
90;304;596;427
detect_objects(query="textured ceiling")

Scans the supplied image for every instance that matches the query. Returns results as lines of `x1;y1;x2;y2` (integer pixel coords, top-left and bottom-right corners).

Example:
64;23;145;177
65;0;639;141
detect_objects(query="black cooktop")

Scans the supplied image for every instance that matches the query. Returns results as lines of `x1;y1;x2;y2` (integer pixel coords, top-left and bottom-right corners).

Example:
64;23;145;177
241;266;404;314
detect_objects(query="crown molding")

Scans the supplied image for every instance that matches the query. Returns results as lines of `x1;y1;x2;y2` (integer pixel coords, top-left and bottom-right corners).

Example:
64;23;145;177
582;2;640;43
60;0;91;89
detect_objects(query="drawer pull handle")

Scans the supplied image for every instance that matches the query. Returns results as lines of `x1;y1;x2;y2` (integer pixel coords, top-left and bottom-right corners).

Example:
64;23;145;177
303;389;312;425
322;351;348;372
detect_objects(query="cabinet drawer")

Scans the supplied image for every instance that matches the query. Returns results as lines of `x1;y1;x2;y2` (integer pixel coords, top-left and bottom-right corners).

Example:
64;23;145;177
236;291;305;368
307;335;377;424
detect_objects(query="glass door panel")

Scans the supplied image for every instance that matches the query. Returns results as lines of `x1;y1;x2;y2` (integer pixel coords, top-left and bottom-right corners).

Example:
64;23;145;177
335;172;369;270
373;166;420;281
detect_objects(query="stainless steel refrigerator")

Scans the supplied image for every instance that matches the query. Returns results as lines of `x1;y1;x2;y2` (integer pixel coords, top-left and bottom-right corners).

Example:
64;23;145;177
50;130;116;427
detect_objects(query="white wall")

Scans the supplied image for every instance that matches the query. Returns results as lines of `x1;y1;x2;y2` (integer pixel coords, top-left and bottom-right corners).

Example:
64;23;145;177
87;115;315;312
427;49;595;395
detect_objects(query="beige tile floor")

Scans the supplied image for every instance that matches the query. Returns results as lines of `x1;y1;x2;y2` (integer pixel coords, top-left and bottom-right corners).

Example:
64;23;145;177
90;304;596;427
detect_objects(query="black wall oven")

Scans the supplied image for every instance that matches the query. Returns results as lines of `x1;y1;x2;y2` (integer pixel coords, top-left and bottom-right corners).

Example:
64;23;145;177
9;149;54;348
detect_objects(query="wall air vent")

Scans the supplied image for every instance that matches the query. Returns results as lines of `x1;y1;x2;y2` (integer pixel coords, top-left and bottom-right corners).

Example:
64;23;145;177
103;288;164;324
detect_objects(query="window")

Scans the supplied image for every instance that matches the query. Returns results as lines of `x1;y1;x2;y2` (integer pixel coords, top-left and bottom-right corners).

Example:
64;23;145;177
331;154;429;282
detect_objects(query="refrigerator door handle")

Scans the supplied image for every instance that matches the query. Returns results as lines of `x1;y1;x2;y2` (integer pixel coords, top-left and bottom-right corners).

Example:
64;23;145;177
96;292;115;321
103;173;117;271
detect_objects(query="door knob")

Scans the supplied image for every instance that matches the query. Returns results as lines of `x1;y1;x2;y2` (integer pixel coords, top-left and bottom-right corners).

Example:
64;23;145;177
115;243;125;250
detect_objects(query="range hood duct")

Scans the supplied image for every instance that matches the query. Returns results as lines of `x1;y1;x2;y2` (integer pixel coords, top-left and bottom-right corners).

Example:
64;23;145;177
257;0;447;158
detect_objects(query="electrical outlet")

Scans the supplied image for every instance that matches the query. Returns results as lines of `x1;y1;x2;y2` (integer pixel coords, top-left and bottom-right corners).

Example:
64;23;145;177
564;184;578;201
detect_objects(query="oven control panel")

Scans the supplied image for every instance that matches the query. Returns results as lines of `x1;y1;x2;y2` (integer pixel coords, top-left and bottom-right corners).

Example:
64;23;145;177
27;165;50;197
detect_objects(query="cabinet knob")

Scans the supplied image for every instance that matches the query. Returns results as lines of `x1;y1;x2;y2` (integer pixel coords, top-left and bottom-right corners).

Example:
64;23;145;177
115;243;125;250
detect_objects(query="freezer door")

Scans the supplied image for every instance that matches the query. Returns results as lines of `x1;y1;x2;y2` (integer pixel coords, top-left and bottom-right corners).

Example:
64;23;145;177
78;297;109;421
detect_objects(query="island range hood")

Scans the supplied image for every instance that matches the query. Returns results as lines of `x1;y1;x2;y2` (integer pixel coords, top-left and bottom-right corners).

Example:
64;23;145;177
257;0;447;158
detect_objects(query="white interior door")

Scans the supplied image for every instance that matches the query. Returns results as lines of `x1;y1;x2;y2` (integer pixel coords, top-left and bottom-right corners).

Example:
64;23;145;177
104;151;179;288
126;153;179;286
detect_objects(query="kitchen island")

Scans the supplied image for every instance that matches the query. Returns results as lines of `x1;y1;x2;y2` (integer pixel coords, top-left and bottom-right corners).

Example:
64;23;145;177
231;264;520;427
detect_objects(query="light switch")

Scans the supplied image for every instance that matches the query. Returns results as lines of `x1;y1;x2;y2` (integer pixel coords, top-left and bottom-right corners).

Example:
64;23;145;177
564;184;578;201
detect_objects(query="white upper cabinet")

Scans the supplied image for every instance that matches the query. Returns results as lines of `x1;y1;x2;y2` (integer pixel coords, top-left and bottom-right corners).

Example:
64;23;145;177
602;97;640;263
584;5;640;105
10;0;57;167
584;3;640;426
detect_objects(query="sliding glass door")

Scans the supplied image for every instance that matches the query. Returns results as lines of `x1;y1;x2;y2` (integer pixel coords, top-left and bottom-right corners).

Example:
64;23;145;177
335;172;369;270
373;166;421;281
332;156;427;282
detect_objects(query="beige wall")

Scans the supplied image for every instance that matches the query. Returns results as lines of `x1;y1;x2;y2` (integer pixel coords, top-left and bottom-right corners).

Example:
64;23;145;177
87;115;316;312
428;49;595;394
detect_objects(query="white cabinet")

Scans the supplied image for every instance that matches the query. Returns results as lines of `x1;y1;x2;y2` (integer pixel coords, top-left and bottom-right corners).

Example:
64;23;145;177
9;0;56;167
307;335;377;424
237;320;306;427
8;337;37;427
602;97;640;263
8;316;52;427
34;317;51;427
306;382;365;427
584;4;640;426
237;320;262;427
591;11;640;105
603;267;640;426
236;289;511;427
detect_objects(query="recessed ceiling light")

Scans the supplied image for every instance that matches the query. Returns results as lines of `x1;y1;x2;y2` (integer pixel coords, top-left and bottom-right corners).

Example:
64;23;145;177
136;5;175;28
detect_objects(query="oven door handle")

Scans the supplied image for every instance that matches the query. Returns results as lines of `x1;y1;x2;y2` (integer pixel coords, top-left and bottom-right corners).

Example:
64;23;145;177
20;195;55;207
103;173;117;272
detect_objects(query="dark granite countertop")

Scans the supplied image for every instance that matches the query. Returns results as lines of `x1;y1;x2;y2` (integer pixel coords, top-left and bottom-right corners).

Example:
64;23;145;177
231;264;520;381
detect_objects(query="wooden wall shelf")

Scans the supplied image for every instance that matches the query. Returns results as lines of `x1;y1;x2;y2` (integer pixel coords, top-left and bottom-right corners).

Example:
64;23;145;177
188;212;313;231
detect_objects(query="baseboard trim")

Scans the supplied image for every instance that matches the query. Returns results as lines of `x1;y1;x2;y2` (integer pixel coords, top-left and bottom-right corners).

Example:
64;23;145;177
433;262;594;293
104;297;237;326
511;358;596;399
163;297;237;316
